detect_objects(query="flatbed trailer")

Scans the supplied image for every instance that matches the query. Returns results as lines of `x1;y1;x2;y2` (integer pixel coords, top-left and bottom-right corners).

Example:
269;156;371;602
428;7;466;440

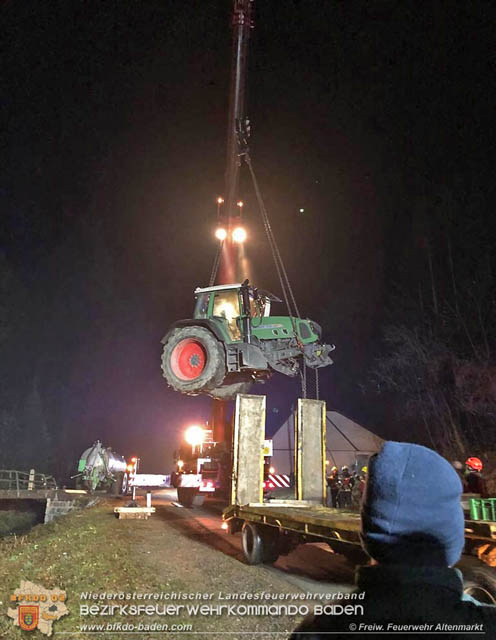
222;395;496;603
224;502;362;558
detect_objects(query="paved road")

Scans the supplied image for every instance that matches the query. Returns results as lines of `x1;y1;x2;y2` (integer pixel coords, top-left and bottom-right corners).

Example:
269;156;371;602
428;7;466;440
149;488;355;595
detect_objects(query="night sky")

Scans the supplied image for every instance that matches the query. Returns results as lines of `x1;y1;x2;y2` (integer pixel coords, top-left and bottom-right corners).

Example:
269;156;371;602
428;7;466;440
2;1;494;477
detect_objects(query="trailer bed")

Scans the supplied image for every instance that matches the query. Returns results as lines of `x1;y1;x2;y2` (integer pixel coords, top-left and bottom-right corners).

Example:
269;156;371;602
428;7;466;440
224;500;496;548
223;501;362;545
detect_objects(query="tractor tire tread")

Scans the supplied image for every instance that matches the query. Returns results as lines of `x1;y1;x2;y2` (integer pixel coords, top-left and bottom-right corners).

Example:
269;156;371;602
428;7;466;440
161;326;225;395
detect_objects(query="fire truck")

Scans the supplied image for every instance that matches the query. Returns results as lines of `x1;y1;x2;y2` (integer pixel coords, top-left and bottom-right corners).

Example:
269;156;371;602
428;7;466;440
172;424;278;507
171;426;229;507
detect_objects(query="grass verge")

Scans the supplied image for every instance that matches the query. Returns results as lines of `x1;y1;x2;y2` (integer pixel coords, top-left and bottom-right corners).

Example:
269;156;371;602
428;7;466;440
0;499;311;639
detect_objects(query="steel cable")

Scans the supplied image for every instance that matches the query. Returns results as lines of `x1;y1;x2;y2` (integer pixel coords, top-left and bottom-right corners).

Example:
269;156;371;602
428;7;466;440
245;153;314;399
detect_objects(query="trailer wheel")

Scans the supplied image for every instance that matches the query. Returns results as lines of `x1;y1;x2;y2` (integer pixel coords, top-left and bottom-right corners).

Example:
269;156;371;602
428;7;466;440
242;522;264;565
458;556;496;604
261;527;281;564
161;327;226;395
110;472;127;496
120;473;128;495
242;523;280;565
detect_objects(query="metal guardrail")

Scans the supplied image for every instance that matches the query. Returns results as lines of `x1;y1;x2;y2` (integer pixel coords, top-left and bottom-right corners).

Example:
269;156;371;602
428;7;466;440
0;469;58;491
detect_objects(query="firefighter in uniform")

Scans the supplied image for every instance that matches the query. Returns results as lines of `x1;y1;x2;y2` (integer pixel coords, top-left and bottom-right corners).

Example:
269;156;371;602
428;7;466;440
351;465;368;510
464;456;487;496
326;466;339;507
337;466;353;509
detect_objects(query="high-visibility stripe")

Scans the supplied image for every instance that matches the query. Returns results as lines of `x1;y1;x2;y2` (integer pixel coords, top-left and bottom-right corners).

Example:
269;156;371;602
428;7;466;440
268;473;291;488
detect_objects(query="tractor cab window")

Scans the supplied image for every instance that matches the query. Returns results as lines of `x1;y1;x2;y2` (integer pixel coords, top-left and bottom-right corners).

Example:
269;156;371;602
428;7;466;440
194;293;210;319
212;289;241;340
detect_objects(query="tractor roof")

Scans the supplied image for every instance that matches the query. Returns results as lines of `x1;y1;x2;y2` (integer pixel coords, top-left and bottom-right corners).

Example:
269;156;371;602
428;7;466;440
195;284;282;303
195;284;242;294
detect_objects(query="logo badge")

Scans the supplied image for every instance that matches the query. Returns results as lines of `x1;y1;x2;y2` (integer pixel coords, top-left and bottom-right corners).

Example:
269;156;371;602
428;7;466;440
8;581;68;635
19;605;39;631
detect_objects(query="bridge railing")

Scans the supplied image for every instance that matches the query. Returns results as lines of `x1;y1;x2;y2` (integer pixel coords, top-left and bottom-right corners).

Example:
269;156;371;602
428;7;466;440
0;469;58;491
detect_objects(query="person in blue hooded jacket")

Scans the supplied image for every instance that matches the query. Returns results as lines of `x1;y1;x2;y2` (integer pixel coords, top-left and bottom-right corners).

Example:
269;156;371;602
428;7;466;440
291;441;496;640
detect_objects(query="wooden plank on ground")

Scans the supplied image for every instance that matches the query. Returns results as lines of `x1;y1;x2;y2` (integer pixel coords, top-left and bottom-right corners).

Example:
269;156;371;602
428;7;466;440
114;507;155;520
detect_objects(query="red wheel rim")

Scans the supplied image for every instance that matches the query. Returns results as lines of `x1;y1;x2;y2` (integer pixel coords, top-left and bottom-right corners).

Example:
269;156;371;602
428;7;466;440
170;339;206;381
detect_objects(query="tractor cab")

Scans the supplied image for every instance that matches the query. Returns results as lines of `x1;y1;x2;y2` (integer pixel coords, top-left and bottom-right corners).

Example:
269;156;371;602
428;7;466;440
161;280;334;399
193;282;281;342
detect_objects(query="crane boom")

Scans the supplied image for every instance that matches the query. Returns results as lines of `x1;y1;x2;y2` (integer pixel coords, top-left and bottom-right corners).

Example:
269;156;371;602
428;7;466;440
213;0;254;441
218;0;253;285
224;0;253;225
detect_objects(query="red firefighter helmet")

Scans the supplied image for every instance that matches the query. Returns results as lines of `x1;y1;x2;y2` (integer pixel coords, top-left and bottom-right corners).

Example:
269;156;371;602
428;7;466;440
465;457;483;472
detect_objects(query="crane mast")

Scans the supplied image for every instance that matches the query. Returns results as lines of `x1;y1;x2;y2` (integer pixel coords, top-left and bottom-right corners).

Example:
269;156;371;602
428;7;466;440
217;0;253;285
211;0;253;443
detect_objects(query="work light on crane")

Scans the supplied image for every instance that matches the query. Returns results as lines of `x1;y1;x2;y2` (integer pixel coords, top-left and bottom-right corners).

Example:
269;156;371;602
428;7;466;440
232;226;247;243
215;227;228;241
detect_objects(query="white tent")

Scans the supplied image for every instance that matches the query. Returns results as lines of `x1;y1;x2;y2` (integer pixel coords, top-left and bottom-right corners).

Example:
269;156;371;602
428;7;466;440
270;410;384;476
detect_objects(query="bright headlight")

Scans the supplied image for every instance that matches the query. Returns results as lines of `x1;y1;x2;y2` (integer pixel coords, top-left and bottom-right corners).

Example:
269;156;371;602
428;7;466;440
215;227;227;241
232;227;247;243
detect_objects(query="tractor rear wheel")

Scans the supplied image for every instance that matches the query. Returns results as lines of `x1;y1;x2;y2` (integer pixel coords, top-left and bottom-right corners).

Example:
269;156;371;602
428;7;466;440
208;381;253;400
161;327;225;395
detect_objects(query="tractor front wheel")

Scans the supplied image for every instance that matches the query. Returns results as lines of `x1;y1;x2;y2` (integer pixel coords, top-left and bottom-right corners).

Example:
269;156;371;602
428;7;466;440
161;327;225;395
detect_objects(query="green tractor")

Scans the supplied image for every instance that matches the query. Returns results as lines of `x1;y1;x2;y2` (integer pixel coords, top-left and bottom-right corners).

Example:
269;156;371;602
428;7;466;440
161;281;334;399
